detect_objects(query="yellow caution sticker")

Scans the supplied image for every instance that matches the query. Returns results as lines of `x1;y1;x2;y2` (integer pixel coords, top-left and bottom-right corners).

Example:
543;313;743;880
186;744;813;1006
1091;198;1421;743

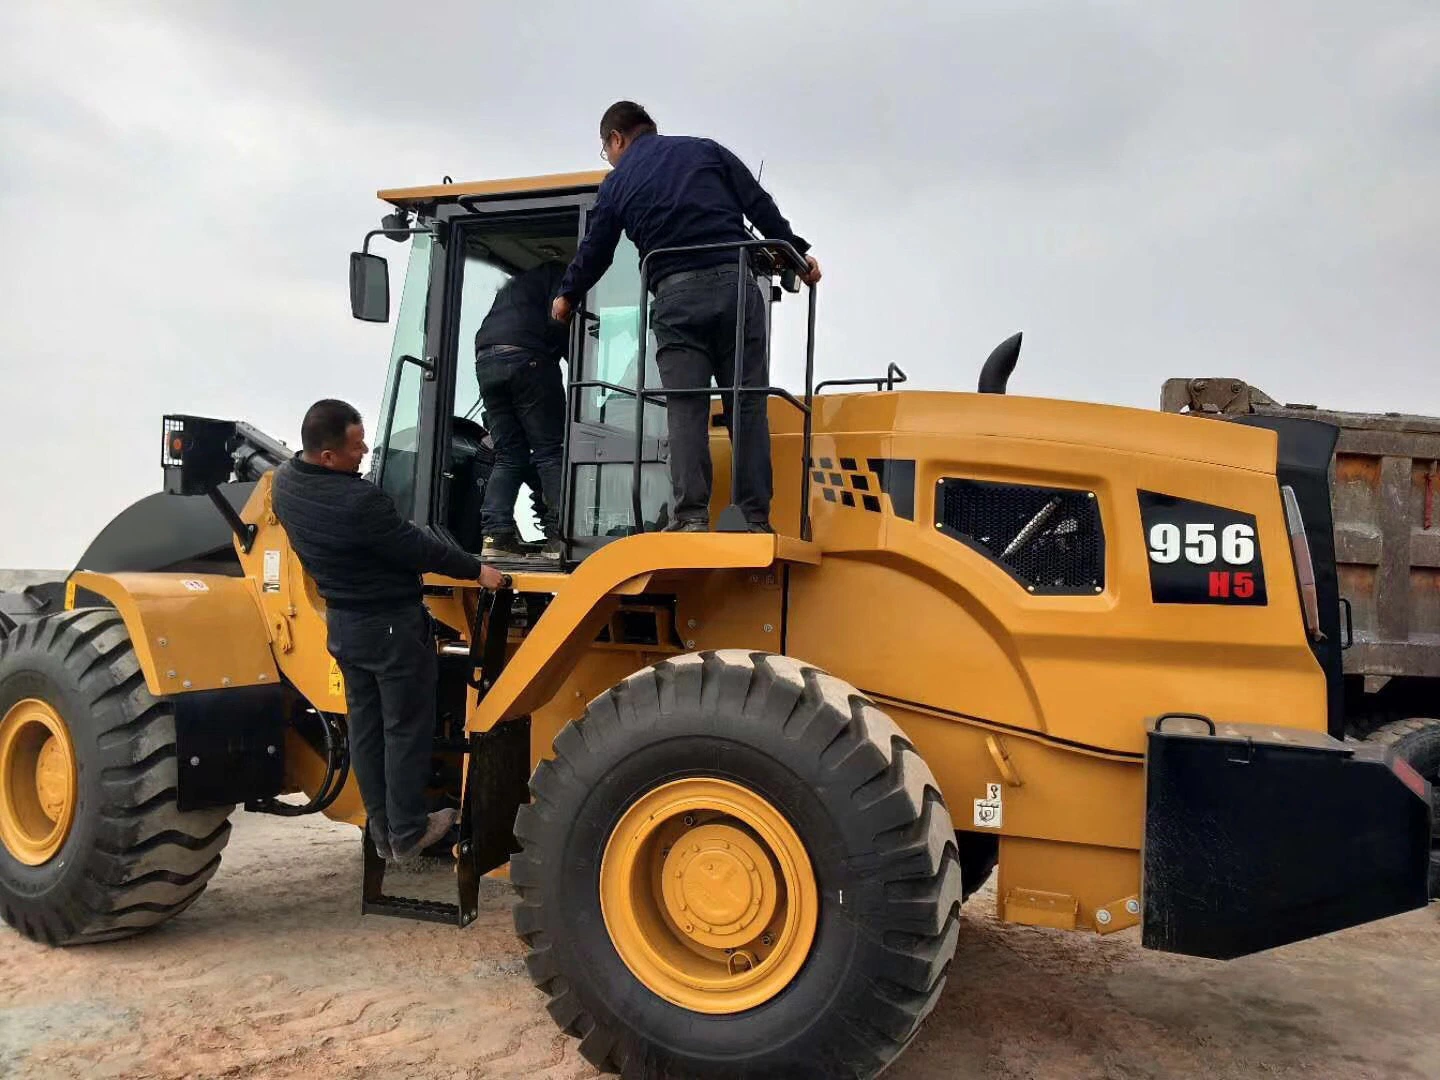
328;657;345;698
64;579;76;611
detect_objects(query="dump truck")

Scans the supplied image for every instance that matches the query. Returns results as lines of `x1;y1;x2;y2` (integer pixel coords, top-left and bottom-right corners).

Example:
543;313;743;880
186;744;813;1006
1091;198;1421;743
1163;376;1440;894
0;172;1431;1080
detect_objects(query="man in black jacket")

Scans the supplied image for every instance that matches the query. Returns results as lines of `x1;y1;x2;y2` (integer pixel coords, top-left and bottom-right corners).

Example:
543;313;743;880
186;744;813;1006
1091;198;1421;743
273;399;504;862
474;260;568;560
552;101;821;533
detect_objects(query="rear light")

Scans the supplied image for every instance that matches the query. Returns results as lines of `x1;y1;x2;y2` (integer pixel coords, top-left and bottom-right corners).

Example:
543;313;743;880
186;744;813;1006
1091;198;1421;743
1390;755;1431;802
1281;485;1323;641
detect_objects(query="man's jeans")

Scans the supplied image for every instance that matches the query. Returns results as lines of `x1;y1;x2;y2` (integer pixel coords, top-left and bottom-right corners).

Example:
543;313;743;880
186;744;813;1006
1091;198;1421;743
325;604;436;852
476;346;566;538
650;266;772;526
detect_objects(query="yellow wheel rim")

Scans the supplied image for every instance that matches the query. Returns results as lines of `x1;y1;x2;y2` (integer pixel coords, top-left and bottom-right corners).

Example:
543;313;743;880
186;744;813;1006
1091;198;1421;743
600;778;818;1014
0;699;77;866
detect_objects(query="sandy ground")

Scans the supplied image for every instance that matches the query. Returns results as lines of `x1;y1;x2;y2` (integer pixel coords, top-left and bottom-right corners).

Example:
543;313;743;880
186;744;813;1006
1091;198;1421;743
2;811;1438;1080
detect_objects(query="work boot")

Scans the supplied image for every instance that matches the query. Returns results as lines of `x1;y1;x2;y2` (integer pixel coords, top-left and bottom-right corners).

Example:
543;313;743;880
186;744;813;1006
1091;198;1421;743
482;531;528;559
390;808;458;865
368;818;392;861
663;519;709;533
538;537;566;562
746;521;775;534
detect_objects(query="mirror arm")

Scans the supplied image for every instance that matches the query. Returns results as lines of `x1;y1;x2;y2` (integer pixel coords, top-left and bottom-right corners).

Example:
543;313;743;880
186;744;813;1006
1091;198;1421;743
361;226;433;254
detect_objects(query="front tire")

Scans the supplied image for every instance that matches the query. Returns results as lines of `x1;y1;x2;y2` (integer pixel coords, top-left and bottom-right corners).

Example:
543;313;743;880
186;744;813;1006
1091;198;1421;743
513;650;961;1079
0;609;233;944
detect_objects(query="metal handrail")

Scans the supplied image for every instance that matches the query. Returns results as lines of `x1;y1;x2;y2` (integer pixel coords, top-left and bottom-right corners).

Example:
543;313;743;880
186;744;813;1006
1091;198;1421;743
619;238;817;540
815;362;908;395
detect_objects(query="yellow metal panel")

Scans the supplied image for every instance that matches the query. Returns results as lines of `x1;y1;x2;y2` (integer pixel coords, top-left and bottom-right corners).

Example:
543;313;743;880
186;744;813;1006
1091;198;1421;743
787;418;1323;758
68;571;279;697
469;532;818;732
1002;888;1079;931
809;390;1279;475
379;170;609;205
997;838;1141;933
890;707;1143;852
234;476;344;712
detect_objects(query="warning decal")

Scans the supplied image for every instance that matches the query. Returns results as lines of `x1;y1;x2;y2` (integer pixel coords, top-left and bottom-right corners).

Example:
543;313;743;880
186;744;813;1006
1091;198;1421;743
974;783;1003;829
262;549;281;593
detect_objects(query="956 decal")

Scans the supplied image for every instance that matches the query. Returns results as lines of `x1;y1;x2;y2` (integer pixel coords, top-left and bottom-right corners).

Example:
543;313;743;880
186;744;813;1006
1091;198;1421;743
1138;491;1267;605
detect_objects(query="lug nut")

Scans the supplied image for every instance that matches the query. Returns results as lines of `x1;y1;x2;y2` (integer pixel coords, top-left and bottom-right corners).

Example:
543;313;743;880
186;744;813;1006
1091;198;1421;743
682;815;696;827
1096;908;1113;925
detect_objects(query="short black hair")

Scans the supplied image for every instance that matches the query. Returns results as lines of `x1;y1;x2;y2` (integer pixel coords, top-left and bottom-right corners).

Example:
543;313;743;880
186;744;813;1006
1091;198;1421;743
301;399;362;454
600;100;657;140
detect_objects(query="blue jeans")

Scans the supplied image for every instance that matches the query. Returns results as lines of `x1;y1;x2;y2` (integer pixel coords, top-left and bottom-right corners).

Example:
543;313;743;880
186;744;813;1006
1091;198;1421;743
476;346;565;537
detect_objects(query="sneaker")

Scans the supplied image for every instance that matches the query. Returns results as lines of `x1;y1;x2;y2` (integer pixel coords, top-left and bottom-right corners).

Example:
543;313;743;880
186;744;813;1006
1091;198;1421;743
662;519;709;533
482;532;528;559
538;537;566;561
368;818;392;861
390;808;458;864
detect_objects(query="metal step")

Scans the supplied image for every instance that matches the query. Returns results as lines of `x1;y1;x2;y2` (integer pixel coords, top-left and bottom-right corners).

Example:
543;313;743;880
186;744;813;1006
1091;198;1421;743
360;826;477;928
362;893;467;925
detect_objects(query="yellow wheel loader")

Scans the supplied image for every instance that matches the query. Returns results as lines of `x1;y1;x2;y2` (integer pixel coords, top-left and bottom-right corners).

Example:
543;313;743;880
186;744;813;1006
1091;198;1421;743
0;171;1432;1079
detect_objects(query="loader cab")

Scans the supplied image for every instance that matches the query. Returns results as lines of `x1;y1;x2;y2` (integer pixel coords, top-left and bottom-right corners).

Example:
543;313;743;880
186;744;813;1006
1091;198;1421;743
358;173;668;565
357;171;814;567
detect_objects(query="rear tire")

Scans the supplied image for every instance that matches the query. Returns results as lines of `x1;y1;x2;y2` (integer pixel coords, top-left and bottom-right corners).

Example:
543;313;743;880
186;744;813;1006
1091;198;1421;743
0;609;233;944
513;650;961;1079
1365;717;1440;898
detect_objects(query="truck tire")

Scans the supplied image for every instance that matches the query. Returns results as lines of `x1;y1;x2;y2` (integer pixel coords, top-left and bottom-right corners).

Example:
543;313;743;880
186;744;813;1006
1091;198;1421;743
0;609;233;944
1365;717;1440;897
513;651;961;1079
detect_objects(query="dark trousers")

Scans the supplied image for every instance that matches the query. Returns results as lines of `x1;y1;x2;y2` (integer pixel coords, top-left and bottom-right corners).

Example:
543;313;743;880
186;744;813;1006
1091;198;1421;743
476;346;565;537
325;604;436;851
650;266;772;525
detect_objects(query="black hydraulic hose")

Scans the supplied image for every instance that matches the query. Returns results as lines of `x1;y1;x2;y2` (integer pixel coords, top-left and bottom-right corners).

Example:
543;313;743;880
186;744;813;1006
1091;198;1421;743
252;711;351;817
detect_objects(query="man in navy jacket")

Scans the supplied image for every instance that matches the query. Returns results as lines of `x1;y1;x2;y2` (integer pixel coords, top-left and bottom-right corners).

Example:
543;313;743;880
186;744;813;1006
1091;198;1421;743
273;399;504;862
553;101;821;533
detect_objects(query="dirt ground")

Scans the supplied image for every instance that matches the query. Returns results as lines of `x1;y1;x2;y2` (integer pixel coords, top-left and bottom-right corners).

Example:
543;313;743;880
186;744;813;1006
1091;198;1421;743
2;812;1437;1080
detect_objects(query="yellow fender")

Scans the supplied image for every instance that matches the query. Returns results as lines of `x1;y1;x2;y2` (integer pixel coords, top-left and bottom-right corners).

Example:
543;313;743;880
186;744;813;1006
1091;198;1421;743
454;532;819;733
68;571;278;697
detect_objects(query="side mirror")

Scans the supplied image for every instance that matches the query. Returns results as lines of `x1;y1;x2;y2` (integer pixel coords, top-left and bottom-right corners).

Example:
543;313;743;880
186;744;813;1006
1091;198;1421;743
349;252;390;322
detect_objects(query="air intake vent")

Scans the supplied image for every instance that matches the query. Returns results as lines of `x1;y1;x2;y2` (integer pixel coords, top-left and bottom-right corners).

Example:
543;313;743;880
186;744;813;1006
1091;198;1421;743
936;479;1104;594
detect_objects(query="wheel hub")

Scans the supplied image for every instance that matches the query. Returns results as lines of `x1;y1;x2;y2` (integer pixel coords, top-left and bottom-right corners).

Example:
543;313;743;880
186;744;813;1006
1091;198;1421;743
599;777;819;1015
35;736;69;821
663;823;778;948
0;698;77;866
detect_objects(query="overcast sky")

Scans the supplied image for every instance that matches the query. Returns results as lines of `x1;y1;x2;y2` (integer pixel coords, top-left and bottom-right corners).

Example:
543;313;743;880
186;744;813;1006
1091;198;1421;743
1;0;1437;568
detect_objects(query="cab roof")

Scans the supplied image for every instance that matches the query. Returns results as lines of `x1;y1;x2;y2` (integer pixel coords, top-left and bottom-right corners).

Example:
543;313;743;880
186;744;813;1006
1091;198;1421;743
379;170;609;207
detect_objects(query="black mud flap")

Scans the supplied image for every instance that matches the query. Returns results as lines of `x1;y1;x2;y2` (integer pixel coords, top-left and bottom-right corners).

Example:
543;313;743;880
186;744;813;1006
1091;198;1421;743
175;685;285;811
1143;715;1432;959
